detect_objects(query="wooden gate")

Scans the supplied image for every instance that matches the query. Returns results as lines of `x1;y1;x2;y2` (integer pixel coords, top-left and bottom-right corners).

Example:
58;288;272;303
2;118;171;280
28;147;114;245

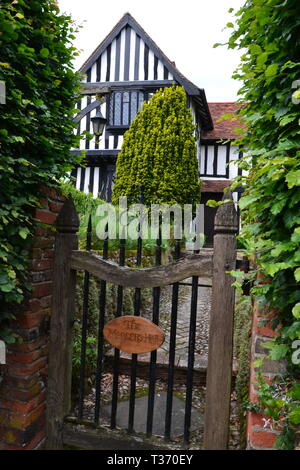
45;192;238;450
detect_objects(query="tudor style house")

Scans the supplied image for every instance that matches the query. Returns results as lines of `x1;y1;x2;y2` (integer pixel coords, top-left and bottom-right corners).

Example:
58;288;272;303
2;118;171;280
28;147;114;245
71;13;244;245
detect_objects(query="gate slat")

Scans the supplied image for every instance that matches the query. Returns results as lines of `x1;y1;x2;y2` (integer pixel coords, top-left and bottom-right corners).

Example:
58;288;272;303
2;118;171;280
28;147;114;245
146;228;162;437
70;251;213;287
128;224;143;434
164;240;181;440
94;226;109;423
78;215;92;420
183;274;199;444
110;233;126;428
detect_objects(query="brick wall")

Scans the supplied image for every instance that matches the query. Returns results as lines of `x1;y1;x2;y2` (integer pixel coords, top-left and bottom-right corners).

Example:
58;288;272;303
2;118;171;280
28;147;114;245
0;187;65;450
246;300;285;450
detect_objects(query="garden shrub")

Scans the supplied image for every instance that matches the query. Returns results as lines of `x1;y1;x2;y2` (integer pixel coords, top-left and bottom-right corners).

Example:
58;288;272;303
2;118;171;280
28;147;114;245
112;86;201;206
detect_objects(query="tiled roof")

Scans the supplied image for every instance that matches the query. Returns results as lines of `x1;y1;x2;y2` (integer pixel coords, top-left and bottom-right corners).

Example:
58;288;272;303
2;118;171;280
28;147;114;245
202;102;246;140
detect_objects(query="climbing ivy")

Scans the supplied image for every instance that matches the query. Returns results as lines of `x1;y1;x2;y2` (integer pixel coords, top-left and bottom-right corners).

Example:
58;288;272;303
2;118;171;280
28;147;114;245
112;86;201;206
222;0;300;448
0;1;82;341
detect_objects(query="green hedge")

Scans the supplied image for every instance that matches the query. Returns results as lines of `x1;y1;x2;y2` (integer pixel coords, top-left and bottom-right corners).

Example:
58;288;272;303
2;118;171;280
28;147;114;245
0;1;83;342
225;0;300;448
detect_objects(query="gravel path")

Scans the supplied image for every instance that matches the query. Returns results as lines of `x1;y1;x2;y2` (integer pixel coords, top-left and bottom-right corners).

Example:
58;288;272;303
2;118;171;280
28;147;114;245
135;277;212;370
157;278;212;364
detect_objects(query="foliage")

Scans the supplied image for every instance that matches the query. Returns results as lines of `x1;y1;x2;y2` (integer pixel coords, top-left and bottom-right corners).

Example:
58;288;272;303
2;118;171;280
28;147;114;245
0;0;82;341
62;182;175;254
112;86;201;206
72;276;100;395
245;373;299;450
233;294;252;448
60;180;106;250
60;180;103;216
224;0;300;448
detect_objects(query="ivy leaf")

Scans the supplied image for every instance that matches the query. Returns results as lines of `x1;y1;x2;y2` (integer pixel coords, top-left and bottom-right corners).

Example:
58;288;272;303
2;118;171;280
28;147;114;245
0;284;14;293
285;170;300;189
268;344;289;360
291;227;300;243
293;90;300;100
292;304;300;319
270;199;286;215
288;384;300;400
288;406;300;425
40;48;49;58
19;227;30;240
294;267;300;282
256;52;269;67
206;200;221;208
238;195;258;209
263;262;291;276
250;44;262;55
265;64;278;78
279;114;297;127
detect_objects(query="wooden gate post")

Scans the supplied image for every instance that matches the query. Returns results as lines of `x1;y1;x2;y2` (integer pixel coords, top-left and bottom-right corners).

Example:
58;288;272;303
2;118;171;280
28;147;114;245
204;191;238;450
45;198;79;450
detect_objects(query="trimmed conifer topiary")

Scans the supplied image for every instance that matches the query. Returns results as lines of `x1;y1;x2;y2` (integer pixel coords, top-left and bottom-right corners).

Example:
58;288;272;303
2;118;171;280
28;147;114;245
112;86;201;206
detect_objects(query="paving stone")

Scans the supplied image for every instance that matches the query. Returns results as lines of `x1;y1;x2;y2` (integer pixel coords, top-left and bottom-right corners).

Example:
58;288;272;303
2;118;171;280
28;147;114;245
101;391;204;438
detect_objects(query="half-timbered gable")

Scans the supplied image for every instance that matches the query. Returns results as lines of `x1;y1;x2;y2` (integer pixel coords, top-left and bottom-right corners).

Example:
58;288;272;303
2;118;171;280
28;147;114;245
71;13;214;200
71;13;245;224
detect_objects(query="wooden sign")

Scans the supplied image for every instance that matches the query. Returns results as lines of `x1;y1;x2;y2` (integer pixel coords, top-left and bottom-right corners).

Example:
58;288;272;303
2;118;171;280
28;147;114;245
103;316;165;354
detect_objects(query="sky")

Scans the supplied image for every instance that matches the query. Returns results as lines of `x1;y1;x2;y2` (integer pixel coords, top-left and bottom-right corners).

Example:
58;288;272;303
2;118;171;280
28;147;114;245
58;0;245;102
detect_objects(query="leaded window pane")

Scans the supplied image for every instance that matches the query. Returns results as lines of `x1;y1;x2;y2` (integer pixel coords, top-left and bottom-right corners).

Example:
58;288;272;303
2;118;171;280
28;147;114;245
109;91;145;126
123;92;129;103
109;96;114;125
138;92;144;110
130;91;138;121
114;92;121;125
123;102;129;125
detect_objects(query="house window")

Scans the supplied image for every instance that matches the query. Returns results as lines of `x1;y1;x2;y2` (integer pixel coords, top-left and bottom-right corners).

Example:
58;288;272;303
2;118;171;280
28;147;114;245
109;91;145;127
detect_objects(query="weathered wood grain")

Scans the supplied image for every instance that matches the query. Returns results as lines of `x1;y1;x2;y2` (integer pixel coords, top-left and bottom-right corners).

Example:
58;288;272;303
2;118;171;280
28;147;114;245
70;250;213;287
80;85;111;95
45;198;79;450
103;316;165;354
74;99;101;123
204;191;238;450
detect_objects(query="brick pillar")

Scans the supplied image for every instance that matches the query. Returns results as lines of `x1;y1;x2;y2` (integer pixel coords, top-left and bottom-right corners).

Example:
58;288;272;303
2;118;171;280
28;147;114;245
0;187;65;450
247;300;285;450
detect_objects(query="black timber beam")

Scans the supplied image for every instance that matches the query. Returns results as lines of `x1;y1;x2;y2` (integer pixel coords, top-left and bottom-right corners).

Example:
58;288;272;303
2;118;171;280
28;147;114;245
80;80;175;95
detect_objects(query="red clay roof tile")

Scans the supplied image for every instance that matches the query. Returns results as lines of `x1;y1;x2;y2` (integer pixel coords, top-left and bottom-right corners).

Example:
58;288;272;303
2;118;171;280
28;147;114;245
202;102;246;140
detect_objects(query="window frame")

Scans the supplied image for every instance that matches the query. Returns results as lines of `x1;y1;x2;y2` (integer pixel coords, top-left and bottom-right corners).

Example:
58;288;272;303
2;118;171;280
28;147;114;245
106;88;150;134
